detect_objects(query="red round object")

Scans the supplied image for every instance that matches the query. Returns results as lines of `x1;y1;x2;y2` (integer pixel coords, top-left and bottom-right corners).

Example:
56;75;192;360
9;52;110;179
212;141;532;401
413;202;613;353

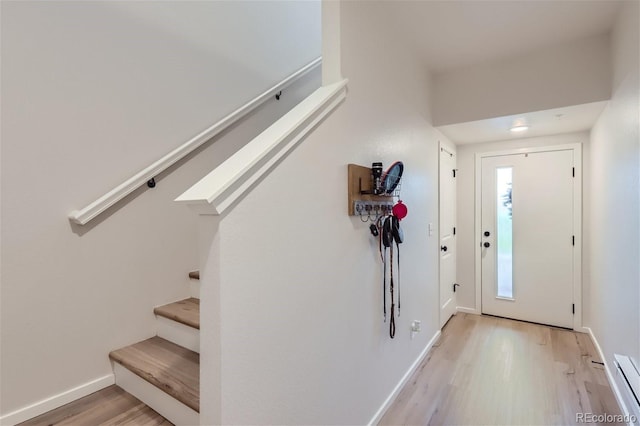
392;200;408;220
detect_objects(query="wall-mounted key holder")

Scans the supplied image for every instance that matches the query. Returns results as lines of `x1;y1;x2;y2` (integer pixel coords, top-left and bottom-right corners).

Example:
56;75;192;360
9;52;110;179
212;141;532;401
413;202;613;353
348;163;402;217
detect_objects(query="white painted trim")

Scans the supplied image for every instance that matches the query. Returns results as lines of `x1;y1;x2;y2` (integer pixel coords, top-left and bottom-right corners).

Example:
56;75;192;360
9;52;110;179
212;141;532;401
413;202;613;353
473;143;583;330
175;79;348;215
474;153;483;315
439;140;458;328
68;58;322;226
615;354;640;418
321;0;342;85
457;306;481;315
156;315;200;353
473;143;584;159
368;330;442;425
189;276;200;299
113;363;199;426
0;374;114;425
584;327;634;424
571;143;583;331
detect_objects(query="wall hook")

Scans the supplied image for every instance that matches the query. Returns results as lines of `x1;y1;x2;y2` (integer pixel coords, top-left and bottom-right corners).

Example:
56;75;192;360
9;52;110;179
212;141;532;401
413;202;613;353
147;178;156;188
275;91;282;100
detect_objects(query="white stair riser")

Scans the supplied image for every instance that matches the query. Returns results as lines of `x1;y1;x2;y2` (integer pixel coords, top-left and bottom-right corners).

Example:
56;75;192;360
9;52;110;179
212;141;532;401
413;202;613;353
156;316;200;354
189;278;200;299
113;363;199;426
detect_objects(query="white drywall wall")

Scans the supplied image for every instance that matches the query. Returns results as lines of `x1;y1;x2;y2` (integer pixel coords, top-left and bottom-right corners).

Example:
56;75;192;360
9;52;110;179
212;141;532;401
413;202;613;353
199;2;448;423
455;132;591;312
0;1;320;418
0;1;320;206
433;34;612;126
588;0;639;409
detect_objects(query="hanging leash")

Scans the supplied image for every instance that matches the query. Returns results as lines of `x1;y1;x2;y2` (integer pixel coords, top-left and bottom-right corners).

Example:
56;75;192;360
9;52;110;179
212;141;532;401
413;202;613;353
377;216;386;322
389;232;396;338
373;202;406;338
396;237;400;317
392;200;407;318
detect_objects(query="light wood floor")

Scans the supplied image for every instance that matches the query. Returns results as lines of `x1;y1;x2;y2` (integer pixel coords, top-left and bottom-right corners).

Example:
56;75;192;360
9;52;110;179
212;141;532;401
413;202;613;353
380;313;623;425
19;385;171;425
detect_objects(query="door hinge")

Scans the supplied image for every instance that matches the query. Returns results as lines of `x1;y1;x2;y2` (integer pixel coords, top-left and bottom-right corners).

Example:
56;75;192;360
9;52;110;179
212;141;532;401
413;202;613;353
572;304;575;314
572;235;575;246
453;169;457;178
572;167;575;177
453;227;456;235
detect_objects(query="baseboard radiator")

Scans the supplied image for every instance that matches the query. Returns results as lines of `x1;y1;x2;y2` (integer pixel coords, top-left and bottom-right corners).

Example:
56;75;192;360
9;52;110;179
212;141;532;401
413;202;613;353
614;354;640;418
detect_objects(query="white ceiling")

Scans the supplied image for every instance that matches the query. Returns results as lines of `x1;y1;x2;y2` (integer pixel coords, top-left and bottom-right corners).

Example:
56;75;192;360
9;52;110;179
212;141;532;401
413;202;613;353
436;101;608;145
380;1;621;145
386;0;622;73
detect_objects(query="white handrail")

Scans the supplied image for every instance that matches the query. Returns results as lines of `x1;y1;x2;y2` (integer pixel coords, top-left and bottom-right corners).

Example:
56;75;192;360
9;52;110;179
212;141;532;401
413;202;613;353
175;79;347;216
69;57;322;226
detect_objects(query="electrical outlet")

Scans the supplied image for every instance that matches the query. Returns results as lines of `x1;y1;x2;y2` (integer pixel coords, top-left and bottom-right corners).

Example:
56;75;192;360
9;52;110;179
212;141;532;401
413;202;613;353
410;320;421;340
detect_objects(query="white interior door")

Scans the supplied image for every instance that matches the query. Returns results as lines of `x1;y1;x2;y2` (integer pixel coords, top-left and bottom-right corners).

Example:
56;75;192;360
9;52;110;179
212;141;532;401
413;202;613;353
480;150;575;328
439;142;457;328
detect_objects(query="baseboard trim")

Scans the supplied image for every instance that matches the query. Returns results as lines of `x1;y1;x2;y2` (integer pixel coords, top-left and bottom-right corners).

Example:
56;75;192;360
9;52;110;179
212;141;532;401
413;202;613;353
0;374;114;425
584;327;633;424
367;329;441;426
457;306;480;315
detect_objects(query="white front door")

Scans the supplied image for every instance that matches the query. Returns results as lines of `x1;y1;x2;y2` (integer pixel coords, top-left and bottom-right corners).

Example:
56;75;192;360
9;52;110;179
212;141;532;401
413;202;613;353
439;141;457;328
480;149;575;328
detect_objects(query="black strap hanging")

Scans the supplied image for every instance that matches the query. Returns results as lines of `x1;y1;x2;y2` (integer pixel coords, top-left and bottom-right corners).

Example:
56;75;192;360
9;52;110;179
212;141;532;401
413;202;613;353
378;214;402;338
389;237;396;338
396;238;401;317
377;216;386;322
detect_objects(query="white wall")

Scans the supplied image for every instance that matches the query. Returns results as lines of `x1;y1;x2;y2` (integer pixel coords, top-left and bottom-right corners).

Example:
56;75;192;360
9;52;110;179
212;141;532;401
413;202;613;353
0;1;320;204
588;0;639;413
0;1;320;418
199;1;449;423
455;132;590;312
433;34;612;126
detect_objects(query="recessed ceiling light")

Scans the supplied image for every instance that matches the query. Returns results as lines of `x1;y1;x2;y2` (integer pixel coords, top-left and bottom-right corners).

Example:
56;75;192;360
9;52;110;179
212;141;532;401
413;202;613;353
510;125;529;133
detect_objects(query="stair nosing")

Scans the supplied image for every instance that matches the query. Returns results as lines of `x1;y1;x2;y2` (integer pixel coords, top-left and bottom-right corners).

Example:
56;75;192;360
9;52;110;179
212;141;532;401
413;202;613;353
109;336;199;412
153;298;200;330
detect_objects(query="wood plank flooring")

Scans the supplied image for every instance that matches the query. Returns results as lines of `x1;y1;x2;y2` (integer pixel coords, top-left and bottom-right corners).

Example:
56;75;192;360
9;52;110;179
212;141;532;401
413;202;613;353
154;298;200;329
18;385;172;426
380;314;623;425
109;336;199;412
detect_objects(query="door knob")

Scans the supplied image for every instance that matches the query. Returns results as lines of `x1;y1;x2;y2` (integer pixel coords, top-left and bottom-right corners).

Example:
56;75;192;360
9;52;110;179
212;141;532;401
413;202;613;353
484;231;491;237
441;245;448;252
483;242;490;248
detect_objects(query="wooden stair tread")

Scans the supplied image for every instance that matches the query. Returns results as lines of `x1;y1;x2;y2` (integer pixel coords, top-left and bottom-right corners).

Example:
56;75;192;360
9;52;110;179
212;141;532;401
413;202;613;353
109;337;199;412
188;270;199;280
18;385;172;425
154;298;200;329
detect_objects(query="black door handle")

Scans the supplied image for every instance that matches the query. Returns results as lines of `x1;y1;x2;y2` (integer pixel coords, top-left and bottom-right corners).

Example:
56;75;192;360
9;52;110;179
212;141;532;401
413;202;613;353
483;242;490;248
484;231;491;237
441;245;448;252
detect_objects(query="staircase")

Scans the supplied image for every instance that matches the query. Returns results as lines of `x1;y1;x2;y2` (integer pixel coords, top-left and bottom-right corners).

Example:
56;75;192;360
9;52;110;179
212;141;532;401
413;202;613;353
109;272;201;425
